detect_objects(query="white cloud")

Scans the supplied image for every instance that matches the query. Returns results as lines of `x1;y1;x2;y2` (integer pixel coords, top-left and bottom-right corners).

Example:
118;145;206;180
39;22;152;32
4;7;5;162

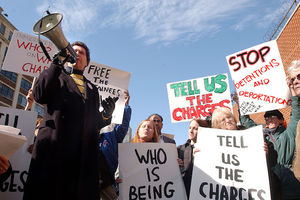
232;15;256;31
36;0;257;45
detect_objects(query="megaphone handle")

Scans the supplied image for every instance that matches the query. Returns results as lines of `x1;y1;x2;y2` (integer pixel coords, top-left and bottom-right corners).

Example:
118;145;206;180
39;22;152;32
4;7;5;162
39;41;52;61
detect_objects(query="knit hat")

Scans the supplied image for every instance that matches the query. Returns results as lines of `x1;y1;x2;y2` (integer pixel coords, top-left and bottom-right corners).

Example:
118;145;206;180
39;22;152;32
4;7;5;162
264;110;284;120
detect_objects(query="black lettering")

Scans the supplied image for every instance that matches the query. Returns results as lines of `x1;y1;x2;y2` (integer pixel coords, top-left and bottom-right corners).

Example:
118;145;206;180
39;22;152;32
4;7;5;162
164;181;175;198
237;51;248;68
247;50;259;65
153;184;162;199
9;170;19;192
248;189;257;200
230;186;238;200
152;167;160;182
257;189;266;200
229;56;241;72
138;186;146;200
259;46;270;63
232;155;240;166
18;170;28;192
217;135;225;146
220;185;229;199
209;183;219;199
129;186;138;200
199;182;208;197
134;149;149;164
157;148;167;164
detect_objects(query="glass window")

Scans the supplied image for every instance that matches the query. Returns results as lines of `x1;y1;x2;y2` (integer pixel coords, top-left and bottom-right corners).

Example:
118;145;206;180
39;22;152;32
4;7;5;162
0;83;14;100
3;47;8;58
21;78;32;91
35;104;44;116
0;23;5;35
8;31;13;41
18;94;27;107
0;70;17;82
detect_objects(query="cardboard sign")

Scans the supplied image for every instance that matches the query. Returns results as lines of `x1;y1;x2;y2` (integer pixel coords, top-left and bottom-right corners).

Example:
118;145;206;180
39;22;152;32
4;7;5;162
226;40;290;115
167;74;232;123
2;30;57;77
84;62;131;124
189;126;271;200
0;107;37;200
0;125;27;158
118;143;187;200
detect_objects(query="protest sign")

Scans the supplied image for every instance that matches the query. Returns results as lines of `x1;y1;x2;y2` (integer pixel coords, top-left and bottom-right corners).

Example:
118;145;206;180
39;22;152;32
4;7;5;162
2;30;57;77
84;62;131;124
167;73;232;123
226;40;290;115
118;143;187;200
0;107;37;200
189;126;271;200
0;125;27;158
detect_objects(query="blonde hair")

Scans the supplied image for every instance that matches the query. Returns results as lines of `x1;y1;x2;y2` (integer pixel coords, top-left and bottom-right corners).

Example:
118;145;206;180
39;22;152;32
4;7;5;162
132;120;159;143
211;107;237;129
287;59;300;77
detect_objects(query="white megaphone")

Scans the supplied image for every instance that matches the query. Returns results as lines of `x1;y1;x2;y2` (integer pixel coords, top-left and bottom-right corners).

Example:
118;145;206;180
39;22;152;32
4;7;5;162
33;13;77;63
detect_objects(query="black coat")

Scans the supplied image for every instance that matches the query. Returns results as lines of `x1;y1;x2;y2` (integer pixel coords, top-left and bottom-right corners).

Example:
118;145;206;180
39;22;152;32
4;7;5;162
23;64;111;200
177;139;193;198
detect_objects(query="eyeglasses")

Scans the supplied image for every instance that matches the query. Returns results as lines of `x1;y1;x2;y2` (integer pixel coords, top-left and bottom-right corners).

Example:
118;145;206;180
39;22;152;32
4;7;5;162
265;115;278;121
290;74;300;85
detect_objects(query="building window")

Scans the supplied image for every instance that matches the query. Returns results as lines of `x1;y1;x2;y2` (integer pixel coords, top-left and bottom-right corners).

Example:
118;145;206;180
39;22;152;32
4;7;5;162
0;23;5;35
17;94;27;107
8;31;13;41
0;69;17;83
21;78;32;91
0;83;14;100
3;46;8;58
35;104;44;116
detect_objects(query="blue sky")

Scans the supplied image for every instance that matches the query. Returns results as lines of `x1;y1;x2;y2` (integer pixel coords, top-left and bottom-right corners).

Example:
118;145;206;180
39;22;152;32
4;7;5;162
1;0;295;145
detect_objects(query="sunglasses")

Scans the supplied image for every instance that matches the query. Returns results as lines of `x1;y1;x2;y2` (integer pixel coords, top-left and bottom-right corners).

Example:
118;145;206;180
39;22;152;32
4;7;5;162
290;74;300;85
264;115;278;122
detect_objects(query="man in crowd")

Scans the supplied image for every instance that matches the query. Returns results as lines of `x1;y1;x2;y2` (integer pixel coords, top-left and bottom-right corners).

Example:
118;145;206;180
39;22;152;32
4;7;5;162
148;114;176;144
23;41;117;200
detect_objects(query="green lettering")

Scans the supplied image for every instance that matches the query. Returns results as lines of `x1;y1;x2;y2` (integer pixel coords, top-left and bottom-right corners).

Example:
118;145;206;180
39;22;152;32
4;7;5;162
204;77;215;92
194;80;200;94
170;83;181;97
215;74;227;93
188;81;194;95
181;82;188;96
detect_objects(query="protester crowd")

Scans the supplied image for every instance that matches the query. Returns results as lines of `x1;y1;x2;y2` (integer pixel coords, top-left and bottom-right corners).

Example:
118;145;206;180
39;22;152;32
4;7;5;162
1;41;300;200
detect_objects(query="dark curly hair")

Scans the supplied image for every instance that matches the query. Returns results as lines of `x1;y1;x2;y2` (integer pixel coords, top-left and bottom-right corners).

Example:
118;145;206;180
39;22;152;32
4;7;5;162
71;41;90;66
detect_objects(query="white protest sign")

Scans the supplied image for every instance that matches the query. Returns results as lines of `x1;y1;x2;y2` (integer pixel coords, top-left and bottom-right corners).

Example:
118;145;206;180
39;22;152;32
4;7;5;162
84;62;131;124
118;143;187;200
189;126;271;200
167;74;232;123
0;107;37;200
2;30;57;77
226;40;290;115
0;125;27;158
